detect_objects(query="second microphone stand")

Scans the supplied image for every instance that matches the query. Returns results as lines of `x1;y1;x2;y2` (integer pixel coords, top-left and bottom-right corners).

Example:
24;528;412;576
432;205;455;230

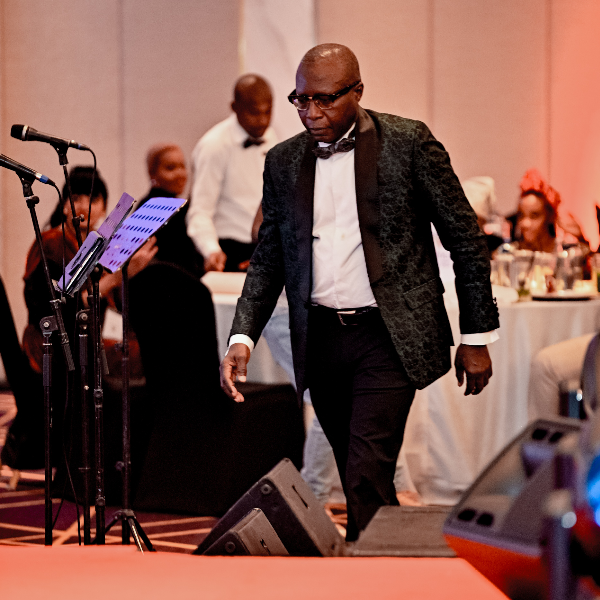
104;262;155;552
89;266;107;544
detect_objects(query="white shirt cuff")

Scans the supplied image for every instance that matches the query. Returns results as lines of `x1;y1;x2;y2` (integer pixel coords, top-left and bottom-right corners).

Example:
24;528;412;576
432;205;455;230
228;334;254;352
461;330;499;346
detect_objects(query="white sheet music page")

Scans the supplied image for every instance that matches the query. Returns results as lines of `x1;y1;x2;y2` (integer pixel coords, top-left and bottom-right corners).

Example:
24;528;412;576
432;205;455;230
99;196;186;273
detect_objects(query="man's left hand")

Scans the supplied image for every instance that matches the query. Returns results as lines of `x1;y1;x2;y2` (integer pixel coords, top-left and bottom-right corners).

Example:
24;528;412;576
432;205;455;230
454;344;492;396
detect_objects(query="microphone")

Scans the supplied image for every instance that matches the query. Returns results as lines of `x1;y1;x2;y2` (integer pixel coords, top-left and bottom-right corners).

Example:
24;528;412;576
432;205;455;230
11;124;91;151
0;154;56;186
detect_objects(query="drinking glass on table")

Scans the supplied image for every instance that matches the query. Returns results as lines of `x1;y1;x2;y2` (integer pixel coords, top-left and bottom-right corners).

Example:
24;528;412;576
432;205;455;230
491;254;512;287
554;250;574;291
510;250;534;299
529;252;555;295
567;245;584;285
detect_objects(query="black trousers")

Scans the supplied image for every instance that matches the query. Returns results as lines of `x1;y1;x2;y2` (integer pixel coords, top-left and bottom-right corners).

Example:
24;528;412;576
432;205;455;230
306;306;416;541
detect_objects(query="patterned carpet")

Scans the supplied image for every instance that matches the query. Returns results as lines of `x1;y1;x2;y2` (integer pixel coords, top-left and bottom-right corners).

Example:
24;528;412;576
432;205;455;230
0;391;347;552
0;485;219;552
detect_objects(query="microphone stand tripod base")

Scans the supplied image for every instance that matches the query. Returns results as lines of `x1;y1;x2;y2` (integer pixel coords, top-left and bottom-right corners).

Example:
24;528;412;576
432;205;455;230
103;262;155;552
105;509;155;553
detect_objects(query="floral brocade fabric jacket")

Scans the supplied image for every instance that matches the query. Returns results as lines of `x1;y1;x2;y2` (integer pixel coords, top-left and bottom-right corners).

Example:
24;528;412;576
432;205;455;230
231;107;500;394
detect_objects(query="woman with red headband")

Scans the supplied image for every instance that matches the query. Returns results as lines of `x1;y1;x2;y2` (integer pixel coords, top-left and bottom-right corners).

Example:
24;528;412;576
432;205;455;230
515;168;588;252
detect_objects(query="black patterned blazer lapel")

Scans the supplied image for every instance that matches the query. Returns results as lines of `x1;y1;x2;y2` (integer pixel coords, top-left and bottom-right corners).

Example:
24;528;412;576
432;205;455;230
293;136;317;306
354;107;383;284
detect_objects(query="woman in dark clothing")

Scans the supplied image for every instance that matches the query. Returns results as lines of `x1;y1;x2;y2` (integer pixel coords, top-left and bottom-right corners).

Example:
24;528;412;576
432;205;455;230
128;145;230;513
137;144;204;278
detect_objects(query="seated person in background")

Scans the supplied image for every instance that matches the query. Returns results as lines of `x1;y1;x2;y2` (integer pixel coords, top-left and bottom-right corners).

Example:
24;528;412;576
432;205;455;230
186;74;277;272
461;176;504;254
137;144;204;278
529;333;595;421
26;167;156;375
511;168;588;252
3;166;155;482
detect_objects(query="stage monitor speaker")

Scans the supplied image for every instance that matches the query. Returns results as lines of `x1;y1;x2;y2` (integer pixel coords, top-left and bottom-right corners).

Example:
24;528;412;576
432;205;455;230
194;458;343;556
203;508;289;556
352;506;455;557
443;418;582;600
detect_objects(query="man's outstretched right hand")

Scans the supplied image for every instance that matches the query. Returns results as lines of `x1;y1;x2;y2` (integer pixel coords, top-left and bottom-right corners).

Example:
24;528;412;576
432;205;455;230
205;250;227;272
220;342;251;402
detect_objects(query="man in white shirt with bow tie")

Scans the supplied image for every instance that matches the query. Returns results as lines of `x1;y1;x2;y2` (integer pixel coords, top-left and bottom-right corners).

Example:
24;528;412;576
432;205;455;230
221;44;500;541
187;74;278;272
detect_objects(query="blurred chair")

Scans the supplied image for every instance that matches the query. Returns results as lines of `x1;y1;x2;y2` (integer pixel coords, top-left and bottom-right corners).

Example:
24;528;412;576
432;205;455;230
0;274;38;489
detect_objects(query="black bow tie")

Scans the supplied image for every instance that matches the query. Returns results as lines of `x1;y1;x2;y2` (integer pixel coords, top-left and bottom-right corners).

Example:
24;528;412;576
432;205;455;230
243;137;265;148
312;136;355;159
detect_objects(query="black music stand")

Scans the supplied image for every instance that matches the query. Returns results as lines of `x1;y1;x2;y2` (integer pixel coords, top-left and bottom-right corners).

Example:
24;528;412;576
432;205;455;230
82;195;186;551
58;193;135;544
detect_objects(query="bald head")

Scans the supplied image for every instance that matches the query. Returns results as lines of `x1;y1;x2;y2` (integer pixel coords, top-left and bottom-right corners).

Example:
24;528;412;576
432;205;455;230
233;74;272;104
232;74;273;138
295;44;363;143
299;44;361;83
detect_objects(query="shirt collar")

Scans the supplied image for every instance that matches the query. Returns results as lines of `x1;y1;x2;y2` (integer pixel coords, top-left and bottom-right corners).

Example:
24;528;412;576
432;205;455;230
230;114;251;145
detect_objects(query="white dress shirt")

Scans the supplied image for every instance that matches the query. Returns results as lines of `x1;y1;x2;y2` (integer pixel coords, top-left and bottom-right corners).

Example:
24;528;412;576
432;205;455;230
311;137;376;309
230;128;498;351
187;114;277;258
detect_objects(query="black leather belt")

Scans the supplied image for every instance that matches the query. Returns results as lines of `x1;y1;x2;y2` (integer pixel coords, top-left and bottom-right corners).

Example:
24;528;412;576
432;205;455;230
311;304;378;326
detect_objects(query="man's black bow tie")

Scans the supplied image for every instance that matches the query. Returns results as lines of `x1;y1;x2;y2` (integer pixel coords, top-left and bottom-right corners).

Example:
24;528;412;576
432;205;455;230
312;136;355;159
243;137;265;148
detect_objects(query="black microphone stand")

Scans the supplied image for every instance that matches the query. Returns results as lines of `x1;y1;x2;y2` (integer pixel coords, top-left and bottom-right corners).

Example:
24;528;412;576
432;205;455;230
49;143;99;545
40;315;57;546
51;144;85;250
104;262;155;552
19;176;75;545
76;309;92;545
89;265;106;544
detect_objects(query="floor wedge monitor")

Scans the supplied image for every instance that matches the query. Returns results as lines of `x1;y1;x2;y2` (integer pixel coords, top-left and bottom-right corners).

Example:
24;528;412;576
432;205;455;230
353;506;455;557
194;458;343;556
443;418;582;600
203;508;289;556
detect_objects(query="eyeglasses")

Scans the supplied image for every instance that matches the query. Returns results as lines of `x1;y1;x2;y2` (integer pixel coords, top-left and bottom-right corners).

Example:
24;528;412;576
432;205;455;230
288;81;361;111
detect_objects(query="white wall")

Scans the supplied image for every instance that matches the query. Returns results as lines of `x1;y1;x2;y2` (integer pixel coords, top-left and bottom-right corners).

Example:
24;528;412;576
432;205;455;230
243;0;315;141
550;0;600;249
0;0;239;336
318;0;600;248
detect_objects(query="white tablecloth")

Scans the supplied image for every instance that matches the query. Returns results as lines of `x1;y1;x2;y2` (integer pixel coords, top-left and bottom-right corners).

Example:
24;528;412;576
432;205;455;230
398;294;600;505
204;273;600;504
202;272;290;385
211;292;290;384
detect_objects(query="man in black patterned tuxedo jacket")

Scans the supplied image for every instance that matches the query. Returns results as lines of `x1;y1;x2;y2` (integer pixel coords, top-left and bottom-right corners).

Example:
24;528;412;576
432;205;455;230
221;44;500;541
